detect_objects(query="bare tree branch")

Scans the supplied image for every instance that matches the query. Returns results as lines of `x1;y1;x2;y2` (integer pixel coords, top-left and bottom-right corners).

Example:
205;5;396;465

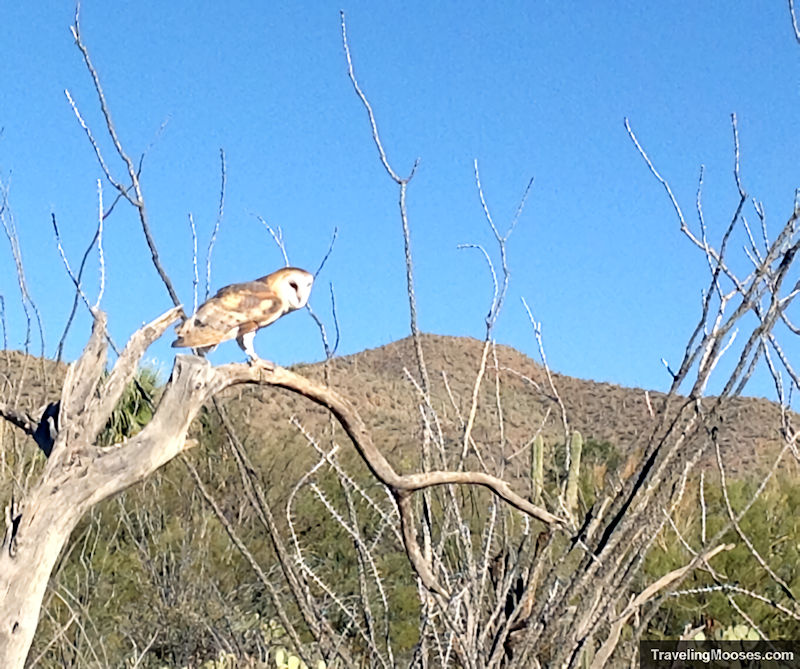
0;177;45;357
340;10;428;397
69;4;181;308
591;543;734;668
790;0;800;44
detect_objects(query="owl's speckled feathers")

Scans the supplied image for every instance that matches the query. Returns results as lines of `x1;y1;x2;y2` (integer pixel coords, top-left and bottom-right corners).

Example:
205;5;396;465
172;267;313;363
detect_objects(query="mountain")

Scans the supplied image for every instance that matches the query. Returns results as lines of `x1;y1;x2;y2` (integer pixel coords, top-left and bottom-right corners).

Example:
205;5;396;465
218;333;786;483
0;334;786;481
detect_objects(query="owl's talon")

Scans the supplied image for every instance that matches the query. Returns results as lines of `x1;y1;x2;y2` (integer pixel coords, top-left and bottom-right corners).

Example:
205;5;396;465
248;357;275;371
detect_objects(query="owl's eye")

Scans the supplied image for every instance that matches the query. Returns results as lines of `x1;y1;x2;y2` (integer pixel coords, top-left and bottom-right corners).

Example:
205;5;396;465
290;281;298;290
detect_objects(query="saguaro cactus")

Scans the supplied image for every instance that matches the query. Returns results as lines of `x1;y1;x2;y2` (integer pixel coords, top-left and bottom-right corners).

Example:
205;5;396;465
531;433;544;502
565;430;583;514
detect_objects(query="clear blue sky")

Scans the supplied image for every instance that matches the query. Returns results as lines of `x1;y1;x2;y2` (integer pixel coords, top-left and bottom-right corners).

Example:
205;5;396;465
1;2;799;400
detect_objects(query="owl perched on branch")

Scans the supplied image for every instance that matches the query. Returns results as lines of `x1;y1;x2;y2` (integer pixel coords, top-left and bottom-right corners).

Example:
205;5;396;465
172;267;313;365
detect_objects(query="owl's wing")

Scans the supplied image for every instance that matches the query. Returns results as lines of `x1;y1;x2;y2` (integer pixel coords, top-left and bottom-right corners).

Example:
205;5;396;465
213;280;287;327
172;280;285;349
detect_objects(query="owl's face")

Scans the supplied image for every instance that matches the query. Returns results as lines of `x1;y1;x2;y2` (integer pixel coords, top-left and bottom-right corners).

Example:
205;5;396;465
272;267;314;310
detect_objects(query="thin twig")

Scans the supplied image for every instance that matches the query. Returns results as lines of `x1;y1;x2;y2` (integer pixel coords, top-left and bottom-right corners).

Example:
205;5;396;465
94;179;105;309
790;0;800;44
340;10;428;396
51;213;91;313
314;226;338;278
0;178;45;356
205;148;226;299
256;215;290;266
0;296;6;349
188;213;198;313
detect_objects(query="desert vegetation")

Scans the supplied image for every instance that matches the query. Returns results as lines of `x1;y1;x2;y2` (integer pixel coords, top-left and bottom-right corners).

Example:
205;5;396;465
3;5;800;669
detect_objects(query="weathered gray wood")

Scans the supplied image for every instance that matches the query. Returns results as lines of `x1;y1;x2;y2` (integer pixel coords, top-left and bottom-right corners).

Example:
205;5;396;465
0;307;332;667
0;307;195;667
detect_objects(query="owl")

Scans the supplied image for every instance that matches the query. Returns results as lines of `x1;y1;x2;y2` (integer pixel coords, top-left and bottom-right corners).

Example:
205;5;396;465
172;266;313;365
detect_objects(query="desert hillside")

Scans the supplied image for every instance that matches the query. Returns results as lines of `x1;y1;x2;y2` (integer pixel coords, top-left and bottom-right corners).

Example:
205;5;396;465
1;333;794;667
214;333;786;481
1;333;786;480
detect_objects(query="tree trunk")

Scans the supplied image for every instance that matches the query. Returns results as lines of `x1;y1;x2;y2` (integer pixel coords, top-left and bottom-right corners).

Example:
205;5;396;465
0;481;89;666
0;307;233;667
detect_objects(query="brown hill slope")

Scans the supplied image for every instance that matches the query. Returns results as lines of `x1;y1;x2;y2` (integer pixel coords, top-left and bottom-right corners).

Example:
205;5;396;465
220;333;785;482
0;333;786;480
0;350;65;413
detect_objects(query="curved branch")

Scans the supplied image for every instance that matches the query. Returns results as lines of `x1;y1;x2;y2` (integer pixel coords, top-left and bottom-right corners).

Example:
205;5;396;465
216;359;566;593
590;543;734;668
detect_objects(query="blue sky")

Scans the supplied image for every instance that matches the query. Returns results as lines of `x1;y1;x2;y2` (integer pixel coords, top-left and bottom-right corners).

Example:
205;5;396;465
1;2;799;399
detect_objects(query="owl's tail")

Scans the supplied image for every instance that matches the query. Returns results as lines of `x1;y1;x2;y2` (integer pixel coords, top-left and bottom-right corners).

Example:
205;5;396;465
172;320;229;349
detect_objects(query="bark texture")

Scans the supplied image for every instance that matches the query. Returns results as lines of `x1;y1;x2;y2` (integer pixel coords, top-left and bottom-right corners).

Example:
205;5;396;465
0;307;244;667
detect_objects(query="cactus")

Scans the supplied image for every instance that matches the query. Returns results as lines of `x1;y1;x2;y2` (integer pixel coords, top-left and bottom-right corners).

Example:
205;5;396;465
565;430;583;513
531;434;544;502
261;619;326;669
695;623;760;641
273;648;326;669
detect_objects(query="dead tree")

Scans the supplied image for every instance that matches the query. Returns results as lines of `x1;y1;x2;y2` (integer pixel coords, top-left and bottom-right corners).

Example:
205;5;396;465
4;6;800;668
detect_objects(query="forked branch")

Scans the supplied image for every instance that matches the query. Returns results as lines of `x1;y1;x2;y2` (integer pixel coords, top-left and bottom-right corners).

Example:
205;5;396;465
340;11;428;397
68;3;180;309
217;360;566;594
